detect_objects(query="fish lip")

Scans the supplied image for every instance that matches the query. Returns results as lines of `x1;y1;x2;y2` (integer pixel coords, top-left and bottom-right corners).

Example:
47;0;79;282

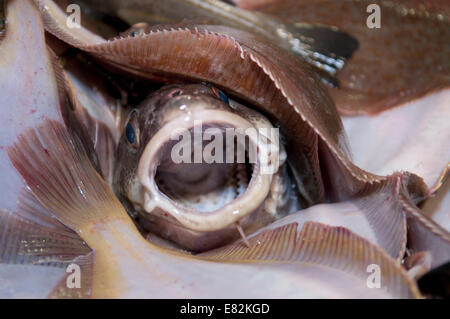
137;109;274;232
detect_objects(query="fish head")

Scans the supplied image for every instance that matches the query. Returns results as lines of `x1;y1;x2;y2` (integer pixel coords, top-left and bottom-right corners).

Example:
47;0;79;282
113;83;293;251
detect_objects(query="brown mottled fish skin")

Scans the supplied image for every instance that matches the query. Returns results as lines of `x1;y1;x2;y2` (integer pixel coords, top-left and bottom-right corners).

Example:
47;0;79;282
0;0;5;35
240;0;450;115
74;0;359;86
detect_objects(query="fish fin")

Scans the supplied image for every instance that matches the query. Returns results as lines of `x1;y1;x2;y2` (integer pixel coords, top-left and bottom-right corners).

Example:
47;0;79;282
47;251;95;299
34;0;105;47
400;189;450;269
353;174;408;260
0;199;93;298
0;208;90;266
116;2;358;87
201;221;421;298
244;0;450;114
47;46;102;166
282;22;359;87
0;0;5;39
1;182;91;265
256;174;408;260
7;120;127;233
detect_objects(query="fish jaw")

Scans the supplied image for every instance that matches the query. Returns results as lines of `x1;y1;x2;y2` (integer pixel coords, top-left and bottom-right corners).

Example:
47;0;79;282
137;109;272;230
113;84;294;251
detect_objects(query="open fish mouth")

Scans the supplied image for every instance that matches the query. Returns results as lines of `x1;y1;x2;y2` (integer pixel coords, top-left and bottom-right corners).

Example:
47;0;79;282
114;84;296;251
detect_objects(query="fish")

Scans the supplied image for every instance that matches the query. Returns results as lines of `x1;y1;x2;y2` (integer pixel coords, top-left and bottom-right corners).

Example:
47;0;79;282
0;0;448;298
72;0;359;87
43;0;447;258
0;0;5;35
37;0;348;205
0;0;95;298
232;0;450;115
422;174;450;233
0;3;417;298
418;261;450;299
112;83;300;251
37;0;450;261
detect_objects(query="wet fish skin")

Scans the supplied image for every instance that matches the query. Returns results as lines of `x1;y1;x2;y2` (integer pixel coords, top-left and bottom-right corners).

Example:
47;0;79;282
0;0;432;298
74;0;358;86
113;83;298;251
34;1;353;205
238;0;450;115
60;52;128;185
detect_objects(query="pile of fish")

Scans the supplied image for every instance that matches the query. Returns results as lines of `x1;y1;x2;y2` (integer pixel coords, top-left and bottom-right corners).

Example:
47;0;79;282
0;0;449;298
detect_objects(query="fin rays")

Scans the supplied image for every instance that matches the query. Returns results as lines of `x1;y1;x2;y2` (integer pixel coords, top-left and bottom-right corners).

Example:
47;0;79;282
201;221;421;298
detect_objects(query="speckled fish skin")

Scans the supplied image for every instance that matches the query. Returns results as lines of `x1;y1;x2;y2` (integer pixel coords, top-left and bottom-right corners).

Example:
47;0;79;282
235;0;450;115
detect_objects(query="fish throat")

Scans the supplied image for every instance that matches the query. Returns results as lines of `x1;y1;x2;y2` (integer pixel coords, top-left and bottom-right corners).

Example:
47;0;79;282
153;124;256;214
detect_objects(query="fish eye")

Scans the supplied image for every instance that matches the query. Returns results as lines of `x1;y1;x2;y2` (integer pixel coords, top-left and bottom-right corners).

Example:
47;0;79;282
211;87;230;105
125;111;140;149
126;123;135;143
